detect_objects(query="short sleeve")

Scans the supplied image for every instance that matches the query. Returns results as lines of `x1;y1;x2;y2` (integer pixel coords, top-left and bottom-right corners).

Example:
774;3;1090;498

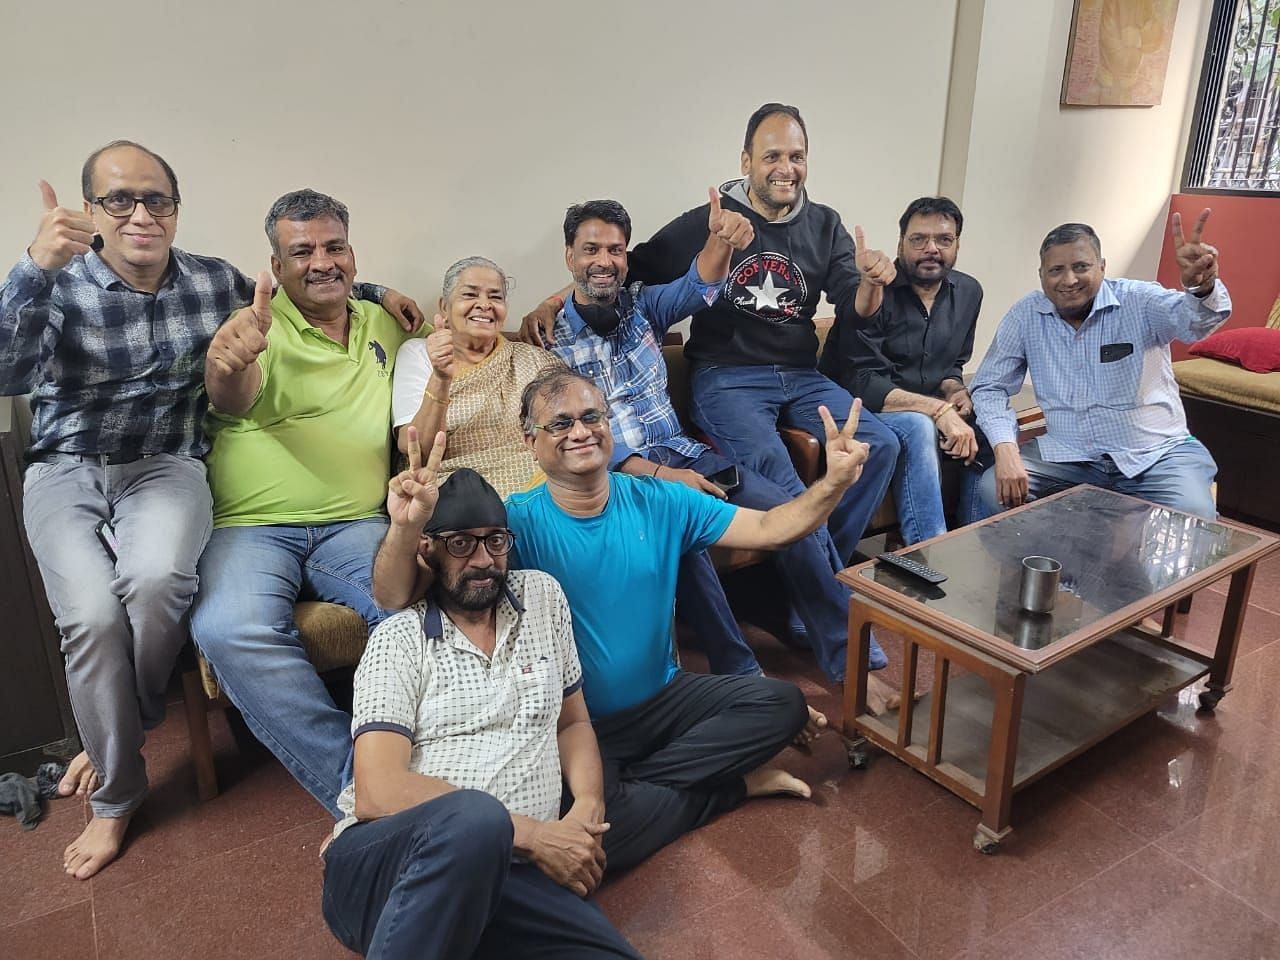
392;339;433;428
351;608;426;739
663;480;737;554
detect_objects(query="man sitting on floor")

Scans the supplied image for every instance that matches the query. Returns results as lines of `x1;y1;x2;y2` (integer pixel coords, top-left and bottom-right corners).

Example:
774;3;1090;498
322;464;640;960
972;212;1230;519
190;189;423;817
374;367;871;872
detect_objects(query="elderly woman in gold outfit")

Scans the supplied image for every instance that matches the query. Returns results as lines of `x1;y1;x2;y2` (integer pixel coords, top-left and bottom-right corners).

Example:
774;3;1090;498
392;257;561;496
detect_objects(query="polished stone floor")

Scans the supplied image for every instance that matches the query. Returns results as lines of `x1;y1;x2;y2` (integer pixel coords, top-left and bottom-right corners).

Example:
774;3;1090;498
3;547;1279;959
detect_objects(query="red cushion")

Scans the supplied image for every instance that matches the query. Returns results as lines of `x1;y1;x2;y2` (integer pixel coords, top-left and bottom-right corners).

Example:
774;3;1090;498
1188;327;1280;373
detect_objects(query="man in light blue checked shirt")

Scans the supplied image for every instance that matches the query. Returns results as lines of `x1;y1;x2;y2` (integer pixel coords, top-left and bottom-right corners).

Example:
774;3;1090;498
971;212;1230;519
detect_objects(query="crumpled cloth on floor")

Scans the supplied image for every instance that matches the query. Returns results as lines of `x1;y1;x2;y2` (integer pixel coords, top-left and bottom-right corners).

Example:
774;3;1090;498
0;760;70;830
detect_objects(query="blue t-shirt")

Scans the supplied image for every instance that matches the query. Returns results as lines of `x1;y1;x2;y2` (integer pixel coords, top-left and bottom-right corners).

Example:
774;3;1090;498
505;473;737;718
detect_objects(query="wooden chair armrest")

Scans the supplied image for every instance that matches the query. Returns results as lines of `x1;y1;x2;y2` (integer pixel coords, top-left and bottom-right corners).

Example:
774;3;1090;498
779;427;822;485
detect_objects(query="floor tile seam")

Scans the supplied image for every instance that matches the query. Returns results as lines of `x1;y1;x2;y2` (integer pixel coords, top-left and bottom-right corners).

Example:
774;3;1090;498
1146;837;1280;926
815;863;920;959
0;894;93;933
960;841;1157;950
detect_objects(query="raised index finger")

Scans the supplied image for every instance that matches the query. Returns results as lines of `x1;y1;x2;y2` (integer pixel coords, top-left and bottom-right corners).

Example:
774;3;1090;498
817;404;839;442
39;180;59;211
423;430;447;482
843;397;862;438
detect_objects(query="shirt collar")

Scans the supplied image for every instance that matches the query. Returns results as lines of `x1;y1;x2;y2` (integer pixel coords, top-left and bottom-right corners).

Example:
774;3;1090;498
1032;277;1119;323
271;286;359;336
84;248;181;292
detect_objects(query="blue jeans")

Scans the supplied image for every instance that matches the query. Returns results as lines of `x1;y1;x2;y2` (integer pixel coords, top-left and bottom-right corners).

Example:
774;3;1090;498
189;517;391;816
978;437;1219;520
689;364;899;563
658;447;885;679
874;413;948;544
322;791;640;959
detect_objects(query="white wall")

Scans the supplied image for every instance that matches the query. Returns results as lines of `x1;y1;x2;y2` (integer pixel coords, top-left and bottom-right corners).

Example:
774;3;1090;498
948;0;1214;358
0;0;954;320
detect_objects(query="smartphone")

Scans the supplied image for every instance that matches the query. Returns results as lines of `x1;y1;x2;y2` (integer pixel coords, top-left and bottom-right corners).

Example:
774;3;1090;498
707;465;741;496
95;519;119;562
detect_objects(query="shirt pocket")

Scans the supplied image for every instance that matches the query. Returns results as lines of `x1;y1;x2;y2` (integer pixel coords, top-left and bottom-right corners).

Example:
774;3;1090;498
1092;351;1142;409
511;657;558;731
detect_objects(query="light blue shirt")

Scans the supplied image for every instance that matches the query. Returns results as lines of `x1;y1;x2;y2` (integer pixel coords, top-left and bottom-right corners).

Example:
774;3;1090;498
971;278;1230;477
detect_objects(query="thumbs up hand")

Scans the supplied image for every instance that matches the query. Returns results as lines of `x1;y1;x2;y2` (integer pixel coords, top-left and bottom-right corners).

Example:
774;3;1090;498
854;225;896;287
208;271;273;375
29;180;98;271
707;187;755;251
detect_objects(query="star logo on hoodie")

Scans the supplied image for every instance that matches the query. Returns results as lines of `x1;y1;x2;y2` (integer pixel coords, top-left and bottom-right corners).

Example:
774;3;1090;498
726;252;807;322
744;272;789;311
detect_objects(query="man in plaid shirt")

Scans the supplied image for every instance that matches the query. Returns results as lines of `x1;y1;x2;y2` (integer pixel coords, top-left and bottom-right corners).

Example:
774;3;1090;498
0;140;423;880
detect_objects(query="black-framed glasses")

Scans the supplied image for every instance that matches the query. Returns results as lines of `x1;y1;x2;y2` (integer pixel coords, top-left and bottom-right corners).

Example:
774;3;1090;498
93;193;180;219
905;233;956;250
427;530;516;559
531;409;608;437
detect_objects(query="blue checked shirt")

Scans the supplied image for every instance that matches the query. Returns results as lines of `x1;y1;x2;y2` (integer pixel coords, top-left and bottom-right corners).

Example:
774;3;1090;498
549;256;719;468
971;278;1231;477
0;249;384;459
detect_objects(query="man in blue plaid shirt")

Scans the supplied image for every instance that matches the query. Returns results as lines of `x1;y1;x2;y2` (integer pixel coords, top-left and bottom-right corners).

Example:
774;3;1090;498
0;140;423;880
541;197;890;694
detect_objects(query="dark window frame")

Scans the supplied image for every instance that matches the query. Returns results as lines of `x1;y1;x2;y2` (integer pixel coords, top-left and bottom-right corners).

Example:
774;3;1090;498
1182;0;1280;197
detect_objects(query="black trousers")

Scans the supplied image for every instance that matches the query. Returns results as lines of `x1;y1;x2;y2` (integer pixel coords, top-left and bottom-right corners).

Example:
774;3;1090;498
322;790;641;960
579;670;808;873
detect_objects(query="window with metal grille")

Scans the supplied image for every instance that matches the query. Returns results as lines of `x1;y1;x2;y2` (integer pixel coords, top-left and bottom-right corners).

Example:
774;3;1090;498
1183;0;1280;194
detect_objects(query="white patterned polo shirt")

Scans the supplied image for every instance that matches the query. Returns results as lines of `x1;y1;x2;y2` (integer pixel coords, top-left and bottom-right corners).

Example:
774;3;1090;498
333;569;582;837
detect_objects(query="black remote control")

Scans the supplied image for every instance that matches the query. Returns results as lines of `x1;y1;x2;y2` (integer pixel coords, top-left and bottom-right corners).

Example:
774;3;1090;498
876;552;948;584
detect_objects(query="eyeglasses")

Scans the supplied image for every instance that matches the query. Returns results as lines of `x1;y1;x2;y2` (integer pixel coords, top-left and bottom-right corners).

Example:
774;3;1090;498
427;530;516;559
531;409;608;437
905;233;956;250
93;193;180;219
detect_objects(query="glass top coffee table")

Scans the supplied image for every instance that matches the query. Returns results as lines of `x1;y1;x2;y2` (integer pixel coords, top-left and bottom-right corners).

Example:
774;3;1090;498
837;485;1278;853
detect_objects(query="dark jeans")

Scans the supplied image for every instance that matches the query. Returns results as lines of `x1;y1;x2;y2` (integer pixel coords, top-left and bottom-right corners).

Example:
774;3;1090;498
658;447;884;679
573;670;807;873
322;790;640;959
689;363;899;563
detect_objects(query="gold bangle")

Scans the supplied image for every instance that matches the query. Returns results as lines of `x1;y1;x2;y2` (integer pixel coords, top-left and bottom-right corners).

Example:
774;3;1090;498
424;387;449;406
932;401;954;422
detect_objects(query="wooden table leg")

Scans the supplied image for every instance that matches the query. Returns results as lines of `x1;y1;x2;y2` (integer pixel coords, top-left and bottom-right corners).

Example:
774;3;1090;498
1200;563;1256;711
974;667;1025;854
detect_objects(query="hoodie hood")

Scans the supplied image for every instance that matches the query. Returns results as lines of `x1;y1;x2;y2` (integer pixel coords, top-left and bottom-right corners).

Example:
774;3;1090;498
721;177;807;224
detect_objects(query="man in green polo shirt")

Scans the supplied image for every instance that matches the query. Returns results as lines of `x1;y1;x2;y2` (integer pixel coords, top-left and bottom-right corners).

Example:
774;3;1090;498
190;189;420;816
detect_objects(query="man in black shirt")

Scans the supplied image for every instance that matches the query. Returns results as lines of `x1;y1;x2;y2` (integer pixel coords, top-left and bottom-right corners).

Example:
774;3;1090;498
820;197;990;533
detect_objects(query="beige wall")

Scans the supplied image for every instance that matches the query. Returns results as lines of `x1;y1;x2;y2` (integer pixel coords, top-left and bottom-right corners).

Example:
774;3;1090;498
0;1;953;318
945;0;1215;359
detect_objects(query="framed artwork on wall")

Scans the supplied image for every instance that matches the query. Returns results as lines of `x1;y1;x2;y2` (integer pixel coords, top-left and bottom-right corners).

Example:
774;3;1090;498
1061;0;1181;106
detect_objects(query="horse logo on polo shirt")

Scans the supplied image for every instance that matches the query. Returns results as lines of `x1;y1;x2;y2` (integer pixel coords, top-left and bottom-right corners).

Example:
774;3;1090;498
368;339;388;376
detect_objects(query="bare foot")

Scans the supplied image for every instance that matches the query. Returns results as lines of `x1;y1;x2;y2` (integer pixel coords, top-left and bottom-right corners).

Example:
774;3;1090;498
792;705;828;750
866;674;902;715
744;767;811;800
58;752;99;798
64;812;131;880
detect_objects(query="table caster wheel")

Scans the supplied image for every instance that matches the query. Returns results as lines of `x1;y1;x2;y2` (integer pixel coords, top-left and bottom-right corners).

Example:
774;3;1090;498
1198;688;1224;712
973;832;1000;855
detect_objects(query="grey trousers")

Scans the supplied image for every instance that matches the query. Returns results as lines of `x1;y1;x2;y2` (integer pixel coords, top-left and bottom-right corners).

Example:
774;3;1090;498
22;454;212;818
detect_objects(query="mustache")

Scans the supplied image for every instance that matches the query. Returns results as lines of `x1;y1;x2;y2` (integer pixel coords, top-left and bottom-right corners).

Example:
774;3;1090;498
306;270;343;282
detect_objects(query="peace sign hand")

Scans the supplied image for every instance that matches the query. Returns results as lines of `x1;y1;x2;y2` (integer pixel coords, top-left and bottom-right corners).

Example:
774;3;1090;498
1171;208;1219;293
29;180;97;272
387;425;447;531
854;225;896;287
817;399;869;490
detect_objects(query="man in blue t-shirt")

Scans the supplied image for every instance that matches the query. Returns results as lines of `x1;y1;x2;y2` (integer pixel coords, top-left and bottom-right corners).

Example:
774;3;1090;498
373;368;873;872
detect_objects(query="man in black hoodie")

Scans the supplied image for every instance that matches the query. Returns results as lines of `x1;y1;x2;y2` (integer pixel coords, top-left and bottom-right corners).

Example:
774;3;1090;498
525;103;900;568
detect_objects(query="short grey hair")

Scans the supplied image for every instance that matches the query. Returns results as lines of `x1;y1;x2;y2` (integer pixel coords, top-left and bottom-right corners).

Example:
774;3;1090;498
441;256;510;302
519;367;604;436
264;189;350;255
1039;222;1101;261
